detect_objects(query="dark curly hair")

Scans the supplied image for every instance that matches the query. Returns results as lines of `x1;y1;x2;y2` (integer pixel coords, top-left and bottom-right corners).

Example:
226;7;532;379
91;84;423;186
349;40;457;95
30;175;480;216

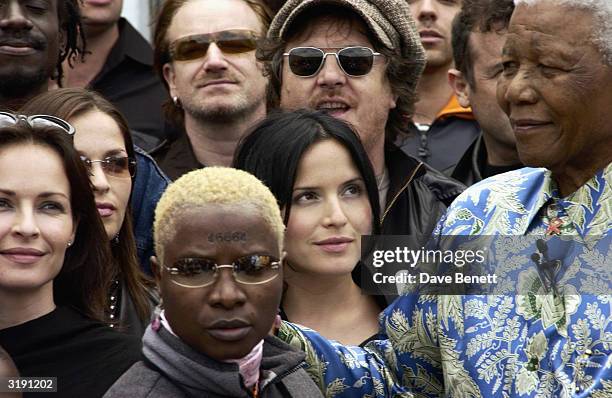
54;0;86;83
451;0;514;88
257;4;421;143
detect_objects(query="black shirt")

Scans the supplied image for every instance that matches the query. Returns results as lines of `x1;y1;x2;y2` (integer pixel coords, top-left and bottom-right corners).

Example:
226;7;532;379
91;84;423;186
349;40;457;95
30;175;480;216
150;132;203;181
0;306;141;398
89;18;170;139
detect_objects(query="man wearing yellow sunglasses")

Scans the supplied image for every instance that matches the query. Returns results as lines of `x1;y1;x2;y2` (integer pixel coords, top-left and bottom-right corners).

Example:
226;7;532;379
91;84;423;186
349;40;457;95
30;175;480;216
151;0;272;181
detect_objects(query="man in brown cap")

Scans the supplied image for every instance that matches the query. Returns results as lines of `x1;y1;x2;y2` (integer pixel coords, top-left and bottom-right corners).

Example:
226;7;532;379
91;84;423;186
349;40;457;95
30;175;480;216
262;0;464;240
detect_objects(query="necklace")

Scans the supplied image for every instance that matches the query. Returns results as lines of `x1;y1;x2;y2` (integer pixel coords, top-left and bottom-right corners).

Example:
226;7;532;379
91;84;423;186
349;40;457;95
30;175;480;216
108;279;120;327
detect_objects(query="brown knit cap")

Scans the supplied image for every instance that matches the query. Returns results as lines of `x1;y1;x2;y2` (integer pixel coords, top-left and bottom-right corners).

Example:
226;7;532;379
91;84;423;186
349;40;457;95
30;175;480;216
268;0;426;89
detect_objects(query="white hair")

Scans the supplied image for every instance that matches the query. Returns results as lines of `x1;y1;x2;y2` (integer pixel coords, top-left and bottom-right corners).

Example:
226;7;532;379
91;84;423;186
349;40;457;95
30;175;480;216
514;0;612;65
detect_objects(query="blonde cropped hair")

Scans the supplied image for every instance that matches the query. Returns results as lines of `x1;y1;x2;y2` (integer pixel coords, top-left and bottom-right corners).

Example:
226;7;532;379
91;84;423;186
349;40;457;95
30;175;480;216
154;167;284;262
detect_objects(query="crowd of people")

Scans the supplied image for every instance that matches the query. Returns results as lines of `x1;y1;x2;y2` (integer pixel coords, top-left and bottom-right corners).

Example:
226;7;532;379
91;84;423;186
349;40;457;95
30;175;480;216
0;0;610;397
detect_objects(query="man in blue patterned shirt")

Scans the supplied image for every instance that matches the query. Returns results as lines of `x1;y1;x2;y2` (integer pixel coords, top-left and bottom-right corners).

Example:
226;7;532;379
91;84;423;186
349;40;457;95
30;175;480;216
277;0;612;396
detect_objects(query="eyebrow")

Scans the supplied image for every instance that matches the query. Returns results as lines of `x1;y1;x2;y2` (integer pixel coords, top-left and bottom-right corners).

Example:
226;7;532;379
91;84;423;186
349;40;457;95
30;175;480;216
293;177;364;191
0;189;69;200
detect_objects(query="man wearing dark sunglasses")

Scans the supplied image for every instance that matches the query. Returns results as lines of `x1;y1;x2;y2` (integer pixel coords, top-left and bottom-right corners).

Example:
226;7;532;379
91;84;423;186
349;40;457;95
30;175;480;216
150;0;272;181
264;0;465;241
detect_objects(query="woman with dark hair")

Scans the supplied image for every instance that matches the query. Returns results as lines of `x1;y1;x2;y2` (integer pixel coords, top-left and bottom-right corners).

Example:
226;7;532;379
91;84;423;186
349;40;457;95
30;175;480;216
21;89;156;337
0;118;140;397
234;109;384;346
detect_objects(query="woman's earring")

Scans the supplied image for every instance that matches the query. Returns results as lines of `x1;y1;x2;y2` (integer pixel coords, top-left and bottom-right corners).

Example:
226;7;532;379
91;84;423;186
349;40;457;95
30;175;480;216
172;96;181;107
67;240;73;248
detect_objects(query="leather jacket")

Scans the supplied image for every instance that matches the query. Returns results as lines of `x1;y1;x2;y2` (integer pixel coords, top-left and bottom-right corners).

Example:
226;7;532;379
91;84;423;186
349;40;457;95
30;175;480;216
381;144;465;240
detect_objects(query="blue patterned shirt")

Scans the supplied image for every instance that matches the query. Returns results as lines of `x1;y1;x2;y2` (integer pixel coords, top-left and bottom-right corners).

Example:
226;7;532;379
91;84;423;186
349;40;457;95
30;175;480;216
279;164;612;397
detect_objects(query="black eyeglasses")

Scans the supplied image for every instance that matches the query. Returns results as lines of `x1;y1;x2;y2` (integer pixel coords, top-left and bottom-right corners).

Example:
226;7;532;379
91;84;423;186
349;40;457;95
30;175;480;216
169;29;259;61
163;255;281;288
0;112;75;135
80;155;136;178
283;46;383;77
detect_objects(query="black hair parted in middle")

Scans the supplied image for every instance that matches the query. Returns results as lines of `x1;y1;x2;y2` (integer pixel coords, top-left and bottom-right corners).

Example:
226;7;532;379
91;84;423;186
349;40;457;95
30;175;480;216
233;109;381;233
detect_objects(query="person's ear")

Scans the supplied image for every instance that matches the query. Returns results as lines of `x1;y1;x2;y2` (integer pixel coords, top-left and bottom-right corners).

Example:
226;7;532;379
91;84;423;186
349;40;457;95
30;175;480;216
448;68;471;108
162;63;178;99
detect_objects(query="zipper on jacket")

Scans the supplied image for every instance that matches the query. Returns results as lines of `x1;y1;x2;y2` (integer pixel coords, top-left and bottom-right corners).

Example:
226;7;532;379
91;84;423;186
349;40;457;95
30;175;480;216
380;162;424;225
256;362;306;396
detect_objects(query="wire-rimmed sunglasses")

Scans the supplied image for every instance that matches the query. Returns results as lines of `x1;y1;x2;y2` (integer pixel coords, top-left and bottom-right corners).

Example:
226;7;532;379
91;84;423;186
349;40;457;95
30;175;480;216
169;29;259;61
163;254;281;288
283;46;383;77
80;155;136;179
0;112;75;135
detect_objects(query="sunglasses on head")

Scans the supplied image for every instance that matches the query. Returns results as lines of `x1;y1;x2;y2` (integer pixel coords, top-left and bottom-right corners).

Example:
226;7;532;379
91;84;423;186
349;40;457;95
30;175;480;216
80;155;136;179
283;46;383;77
0;112;75;136
169;29;259;61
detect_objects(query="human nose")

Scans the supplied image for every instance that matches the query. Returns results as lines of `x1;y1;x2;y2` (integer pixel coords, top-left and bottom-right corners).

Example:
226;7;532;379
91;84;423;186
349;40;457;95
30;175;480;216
415;0;438;23
503;69;538;106
208;267;247;309
316;53;347;89
0;1;34;30
89;163;111;194
202;42;229;74
11;206;39;238
322;196;349;228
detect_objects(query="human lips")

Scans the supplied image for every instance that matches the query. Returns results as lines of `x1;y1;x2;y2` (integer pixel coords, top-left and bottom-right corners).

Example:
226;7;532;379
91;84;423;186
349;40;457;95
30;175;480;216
206;319;253;342
511;119;554;134
202;79;237;88
96;202;116;217
0;41;36;56
0;247;45;264
419;30;443;44
313;236;355;253
315;99;351;116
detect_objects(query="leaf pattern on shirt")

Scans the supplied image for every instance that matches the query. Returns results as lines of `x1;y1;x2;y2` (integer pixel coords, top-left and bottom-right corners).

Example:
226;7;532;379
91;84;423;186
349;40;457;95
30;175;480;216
277;164;612;397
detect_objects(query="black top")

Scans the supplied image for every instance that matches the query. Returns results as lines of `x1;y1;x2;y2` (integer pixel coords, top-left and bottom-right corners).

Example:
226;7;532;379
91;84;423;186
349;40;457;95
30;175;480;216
451;134;523;187
0;306;142;398
89;18;171;140
150;132;203;181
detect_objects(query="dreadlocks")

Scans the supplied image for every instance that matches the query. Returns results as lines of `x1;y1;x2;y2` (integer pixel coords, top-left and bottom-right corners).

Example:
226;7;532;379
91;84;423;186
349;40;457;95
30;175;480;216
55;0;87;84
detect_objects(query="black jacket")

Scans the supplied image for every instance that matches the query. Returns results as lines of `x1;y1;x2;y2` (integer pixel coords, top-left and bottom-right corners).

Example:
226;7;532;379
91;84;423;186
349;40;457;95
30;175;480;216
451;134;523;187
381;144;465;238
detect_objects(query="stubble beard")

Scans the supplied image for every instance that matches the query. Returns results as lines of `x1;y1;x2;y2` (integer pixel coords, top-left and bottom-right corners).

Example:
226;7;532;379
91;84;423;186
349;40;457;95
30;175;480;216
182;91;265;124
0;67;49;102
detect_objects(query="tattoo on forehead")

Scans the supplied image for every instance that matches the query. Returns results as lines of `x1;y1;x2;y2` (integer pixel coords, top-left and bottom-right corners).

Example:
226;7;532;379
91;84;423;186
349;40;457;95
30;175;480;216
207;232;248;243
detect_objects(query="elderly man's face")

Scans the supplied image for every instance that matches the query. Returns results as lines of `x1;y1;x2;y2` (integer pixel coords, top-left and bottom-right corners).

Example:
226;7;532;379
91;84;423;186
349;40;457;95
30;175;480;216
0;0;60;95
497;2;612;173
280;15;396;153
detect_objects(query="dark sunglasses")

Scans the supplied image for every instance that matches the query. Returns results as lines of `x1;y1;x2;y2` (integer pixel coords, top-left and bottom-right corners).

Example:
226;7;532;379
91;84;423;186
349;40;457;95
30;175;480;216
163;255;281;288
0;112;75;135
283;46;383;77
169;29;259;61
80;155;136;178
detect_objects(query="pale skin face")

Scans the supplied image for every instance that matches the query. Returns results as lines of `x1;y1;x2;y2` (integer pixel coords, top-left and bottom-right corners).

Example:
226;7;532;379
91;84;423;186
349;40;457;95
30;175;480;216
153;206;282;360
80;0;123;30
284;140;372;279
408;0;461;69
449;30;518;166
162;0;268;123
71;110;131;240
0;144;75;294
280;16;397;155
497;2;612;194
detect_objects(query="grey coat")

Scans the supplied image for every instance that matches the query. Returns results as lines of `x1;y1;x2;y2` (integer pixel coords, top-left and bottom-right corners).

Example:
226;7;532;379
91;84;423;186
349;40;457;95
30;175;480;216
103;331;323;398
